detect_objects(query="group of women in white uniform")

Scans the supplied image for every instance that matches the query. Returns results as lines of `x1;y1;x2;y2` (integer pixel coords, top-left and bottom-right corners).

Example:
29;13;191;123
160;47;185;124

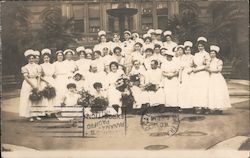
19;29;231;121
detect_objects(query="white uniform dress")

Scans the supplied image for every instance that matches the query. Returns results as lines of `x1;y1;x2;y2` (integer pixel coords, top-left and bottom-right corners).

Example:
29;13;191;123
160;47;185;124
161;59;179;107
94;42;111;56
19;63;44;117
85;71;108;94
132;51;145;64
176;54;193;108
130;66;149;108
122;40;135;72
106;70;124;114
75;58;92;75
190;51;210;108
143;56;157;70
40;62;57;111
208;58;231;110
53;61;68;105
145;68;165;106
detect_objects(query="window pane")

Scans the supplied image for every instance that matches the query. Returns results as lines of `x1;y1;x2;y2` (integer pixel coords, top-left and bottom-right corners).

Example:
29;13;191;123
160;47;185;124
141;2;153;31
158;16;168;30
89;4;100;33
73;5;85;19
74;19;84;33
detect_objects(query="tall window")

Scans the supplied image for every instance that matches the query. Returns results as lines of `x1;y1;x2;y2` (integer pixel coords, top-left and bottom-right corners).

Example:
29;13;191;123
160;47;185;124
89;4;100;33
157;2;168;30
73;5;85;33
141;2;153;31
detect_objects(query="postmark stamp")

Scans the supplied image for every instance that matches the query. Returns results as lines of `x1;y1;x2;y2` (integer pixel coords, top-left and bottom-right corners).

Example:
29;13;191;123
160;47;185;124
140;108;180;137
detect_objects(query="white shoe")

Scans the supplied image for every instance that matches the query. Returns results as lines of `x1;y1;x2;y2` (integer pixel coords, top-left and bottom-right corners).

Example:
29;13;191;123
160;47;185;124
36;117;42;120
29;118;34;122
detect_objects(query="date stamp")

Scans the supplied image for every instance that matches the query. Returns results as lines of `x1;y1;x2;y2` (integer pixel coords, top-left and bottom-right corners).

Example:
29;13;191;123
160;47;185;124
140;109;180;137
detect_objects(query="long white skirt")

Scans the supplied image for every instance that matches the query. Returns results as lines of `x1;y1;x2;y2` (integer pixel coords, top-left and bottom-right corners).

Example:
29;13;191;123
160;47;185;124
106;85;122;115
19;79;45;117
178;70;193;108
41;76;57;112
164;77;179;107
208;73;231;110
131;86;149;109
148;88;165;106
190;70;209;108
54;75;68;105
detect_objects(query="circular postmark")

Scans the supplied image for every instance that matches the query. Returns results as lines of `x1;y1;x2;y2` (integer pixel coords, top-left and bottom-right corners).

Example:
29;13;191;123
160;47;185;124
140;108;180;137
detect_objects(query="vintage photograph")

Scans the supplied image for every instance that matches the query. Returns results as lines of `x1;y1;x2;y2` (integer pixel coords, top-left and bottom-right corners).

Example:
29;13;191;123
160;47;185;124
1;0;249;157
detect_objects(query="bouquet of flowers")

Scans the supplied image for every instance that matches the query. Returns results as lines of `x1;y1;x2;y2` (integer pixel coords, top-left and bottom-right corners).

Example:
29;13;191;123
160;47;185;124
115;76;130;92
129;74;140;83
144;83;157;92
90;96;108;113
77;89;94;107
42;86;56;99
29;89;43;102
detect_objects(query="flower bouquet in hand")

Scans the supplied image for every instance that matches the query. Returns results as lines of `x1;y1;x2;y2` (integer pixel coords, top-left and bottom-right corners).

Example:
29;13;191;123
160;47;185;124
90;96;108;113
77;89;94;107
144;83;157;92
29;88;43;103
115;76;131;92
42;86;56;99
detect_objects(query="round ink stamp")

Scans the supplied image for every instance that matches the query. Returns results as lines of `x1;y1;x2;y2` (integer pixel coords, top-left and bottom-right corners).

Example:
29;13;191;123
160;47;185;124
140;108;180;137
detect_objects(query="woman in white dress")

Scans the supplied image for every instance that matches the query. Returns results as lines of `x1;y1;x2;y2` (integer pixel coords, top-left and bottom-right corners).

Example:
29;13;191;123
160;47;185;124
129;60;149;110
110;33;123;54
143;46;157;70
176;44;193;110
92;50;105;72
161;50;179;108
106;62;124;115
142;34;154;51
75;47;92;75
132;42;145;65
207;45;231;114
93;31;111;56
53;50;67;105
113;46;126;73
177;41;194;111
163;31;177;53
40;49;56;114
63;49;77;80
19;49;43;122
190;37;211;114
122;31;135;75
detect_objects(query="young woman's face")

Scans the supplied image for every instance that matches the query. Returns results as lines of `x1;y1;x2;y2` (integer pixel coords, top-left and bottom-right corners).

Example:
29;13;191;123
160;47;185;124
28;55;35;64
43;55;50;63
133;61;140;69
156;34;161;40
57;53;64;61
35;56;40;64
146;50;153;57
115;50;121;56
79;52;85;59
124;34;130;40
154;48;160;54
113;34;120;42
100;35;106;43
198;44;205;51
86;53;92;59
65;53;73;60
166;55;173;61
68;87;76;93
165;36;172;42
151;34;156;40
185;47;191;54
145;39;151;44
134;44;141;51
94;52;100;59
102;49;108;56
210;51;217;58
110;64;118;72
150;61;157;69
178;48;184;56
